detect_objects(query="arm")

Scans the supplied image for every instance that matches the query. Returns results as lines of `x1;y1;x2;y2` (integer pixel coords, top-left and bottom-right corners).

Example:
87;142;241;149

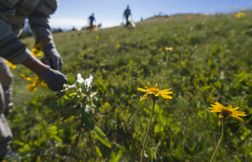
29;15;63;70
22;52;48;75
0;18;33;66
23;55;67;92
28;0;62;70
0;18;66;91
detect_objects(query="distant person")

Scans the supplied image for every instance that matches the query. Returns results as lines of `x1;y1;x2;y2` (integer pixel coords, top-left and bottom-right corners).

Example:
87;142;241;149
123;5;132;26
88;13;96;29
0;0;66;160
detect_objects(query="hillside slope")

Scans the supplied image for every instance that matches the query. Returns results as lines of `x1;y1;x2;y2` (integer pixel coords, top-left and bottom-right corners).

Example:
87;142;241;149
8;11;252;161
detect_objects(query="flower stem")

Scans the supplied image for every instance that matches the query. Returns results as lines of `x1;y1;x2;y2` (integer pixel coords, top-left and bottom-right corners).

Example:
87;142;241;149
209;118;225;162
140;98;156;162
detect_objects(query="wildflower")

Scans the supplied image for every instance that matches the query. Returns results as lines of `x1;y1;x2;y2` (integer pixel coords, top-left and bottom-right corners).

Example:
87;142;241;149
137;82;172;101
209;102;246;121
31;44;43;57
76;73;85;84
83;75;93;89
96;35;100;41
5;60;16;70
235;12;246;19
27;82;38;92
76;73;93;88
209;101;246;162
20;74;46;92
138;83;173;162
164;47;173;51
20;73;33;81
159;47;173;52
62;73;94;92
115;43;121;49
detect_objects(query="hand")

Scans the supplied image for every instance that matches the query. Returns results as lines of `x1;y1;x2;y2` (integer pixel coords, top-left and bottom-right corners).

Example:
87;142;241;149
40;68;67;91
42;48;63;70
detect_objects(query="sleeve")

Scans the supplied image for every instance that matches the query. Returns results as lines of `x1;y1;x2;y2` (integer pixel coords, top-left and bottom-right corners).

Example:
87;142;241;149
0;0;19;16
28;15;57;55
28;15;53;41
0;18;32;64
0;0;19;10
30;0;57;17
28;0;58;50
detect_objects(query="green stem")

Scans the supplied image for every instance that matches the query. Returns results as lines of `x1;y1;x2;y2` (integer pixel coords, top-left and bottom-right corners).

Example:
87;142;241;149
70;128;82;156
140;98;156;162
209;118;225;162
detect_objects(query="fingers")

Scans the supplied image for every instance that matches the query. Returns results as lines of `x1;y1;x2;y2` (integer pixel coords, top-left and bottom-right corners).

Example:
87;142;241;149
59;59;63;71
40;68;67;91
49;59;55;69
56;58;60;71
42;55;63;71
54;57;62;70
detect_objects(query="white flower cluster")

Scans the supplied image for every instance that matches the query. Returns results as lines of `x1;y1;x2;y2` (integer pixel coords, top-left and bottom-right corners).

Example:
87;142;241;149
62;73;97;113
62;73;94;92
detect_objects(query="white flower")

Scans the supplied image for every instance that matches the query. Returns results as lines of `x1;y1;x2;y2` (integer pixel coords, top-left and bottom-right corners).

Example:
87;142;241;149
76;73;85;84
76;73;93;89
84;75;93;89
62;73;94;93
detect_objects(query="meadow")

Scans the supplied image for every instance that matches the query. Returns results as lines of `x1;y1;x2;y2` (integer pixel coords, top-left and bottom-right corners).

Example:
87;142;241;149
7;11;252;161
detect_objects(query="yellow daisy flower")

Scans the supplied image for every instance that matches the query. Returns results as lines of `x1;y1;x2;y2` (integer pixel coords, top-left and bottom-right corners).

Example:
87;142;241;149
27;82;38;92
20;73;33;81
31;43;44;57
210;102;246;121
235;12;246;19
137;82;173;101
164;47;173;51
20;74;46;92
96;35;100;41
32;48;43;57
5;60;16;70
159;47;174;52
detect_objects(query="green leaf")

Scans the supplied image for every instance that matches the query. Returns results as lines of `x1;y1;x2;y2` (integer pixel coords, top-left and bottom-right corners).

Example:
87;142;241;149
109;149;124;162
95;145;103;158
93;126;111;148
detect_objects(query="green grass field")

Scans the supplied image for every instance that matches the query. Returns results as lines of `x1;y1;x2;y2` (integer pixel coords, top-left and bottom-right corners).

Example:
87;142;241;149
7;11;252;161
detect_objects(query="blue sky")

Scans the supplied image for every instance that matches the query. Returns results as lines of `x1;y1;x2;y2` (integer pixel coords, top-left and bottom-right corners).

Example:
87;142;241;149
50;0;252;29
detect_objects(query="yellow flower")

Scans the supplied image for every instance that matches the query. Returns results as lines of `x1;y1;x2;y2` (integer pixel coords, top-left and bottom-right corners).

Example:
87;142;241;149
32;48;43;57
159;47;173;52
20;74;46;92
5;60;16;70
235;12;246;19
20;73;33;81
96;35;100;41
210;102;246;121
164;47;173;51
115;43;121;49
39;80;47;88
137;82;173;101
27;82;38;92
31;44;43;57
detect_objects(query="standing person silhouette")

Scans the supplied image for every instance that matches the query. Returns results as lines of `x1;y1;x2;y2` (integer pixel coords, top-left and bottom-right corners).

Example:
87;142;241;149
0;0;67;160
123;5;132;26
88;13;96;29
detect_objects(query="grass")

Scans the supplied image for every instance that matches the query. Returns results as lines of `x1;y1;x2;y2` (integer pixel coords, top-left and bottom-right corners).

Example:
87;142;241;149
7;11;252;161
